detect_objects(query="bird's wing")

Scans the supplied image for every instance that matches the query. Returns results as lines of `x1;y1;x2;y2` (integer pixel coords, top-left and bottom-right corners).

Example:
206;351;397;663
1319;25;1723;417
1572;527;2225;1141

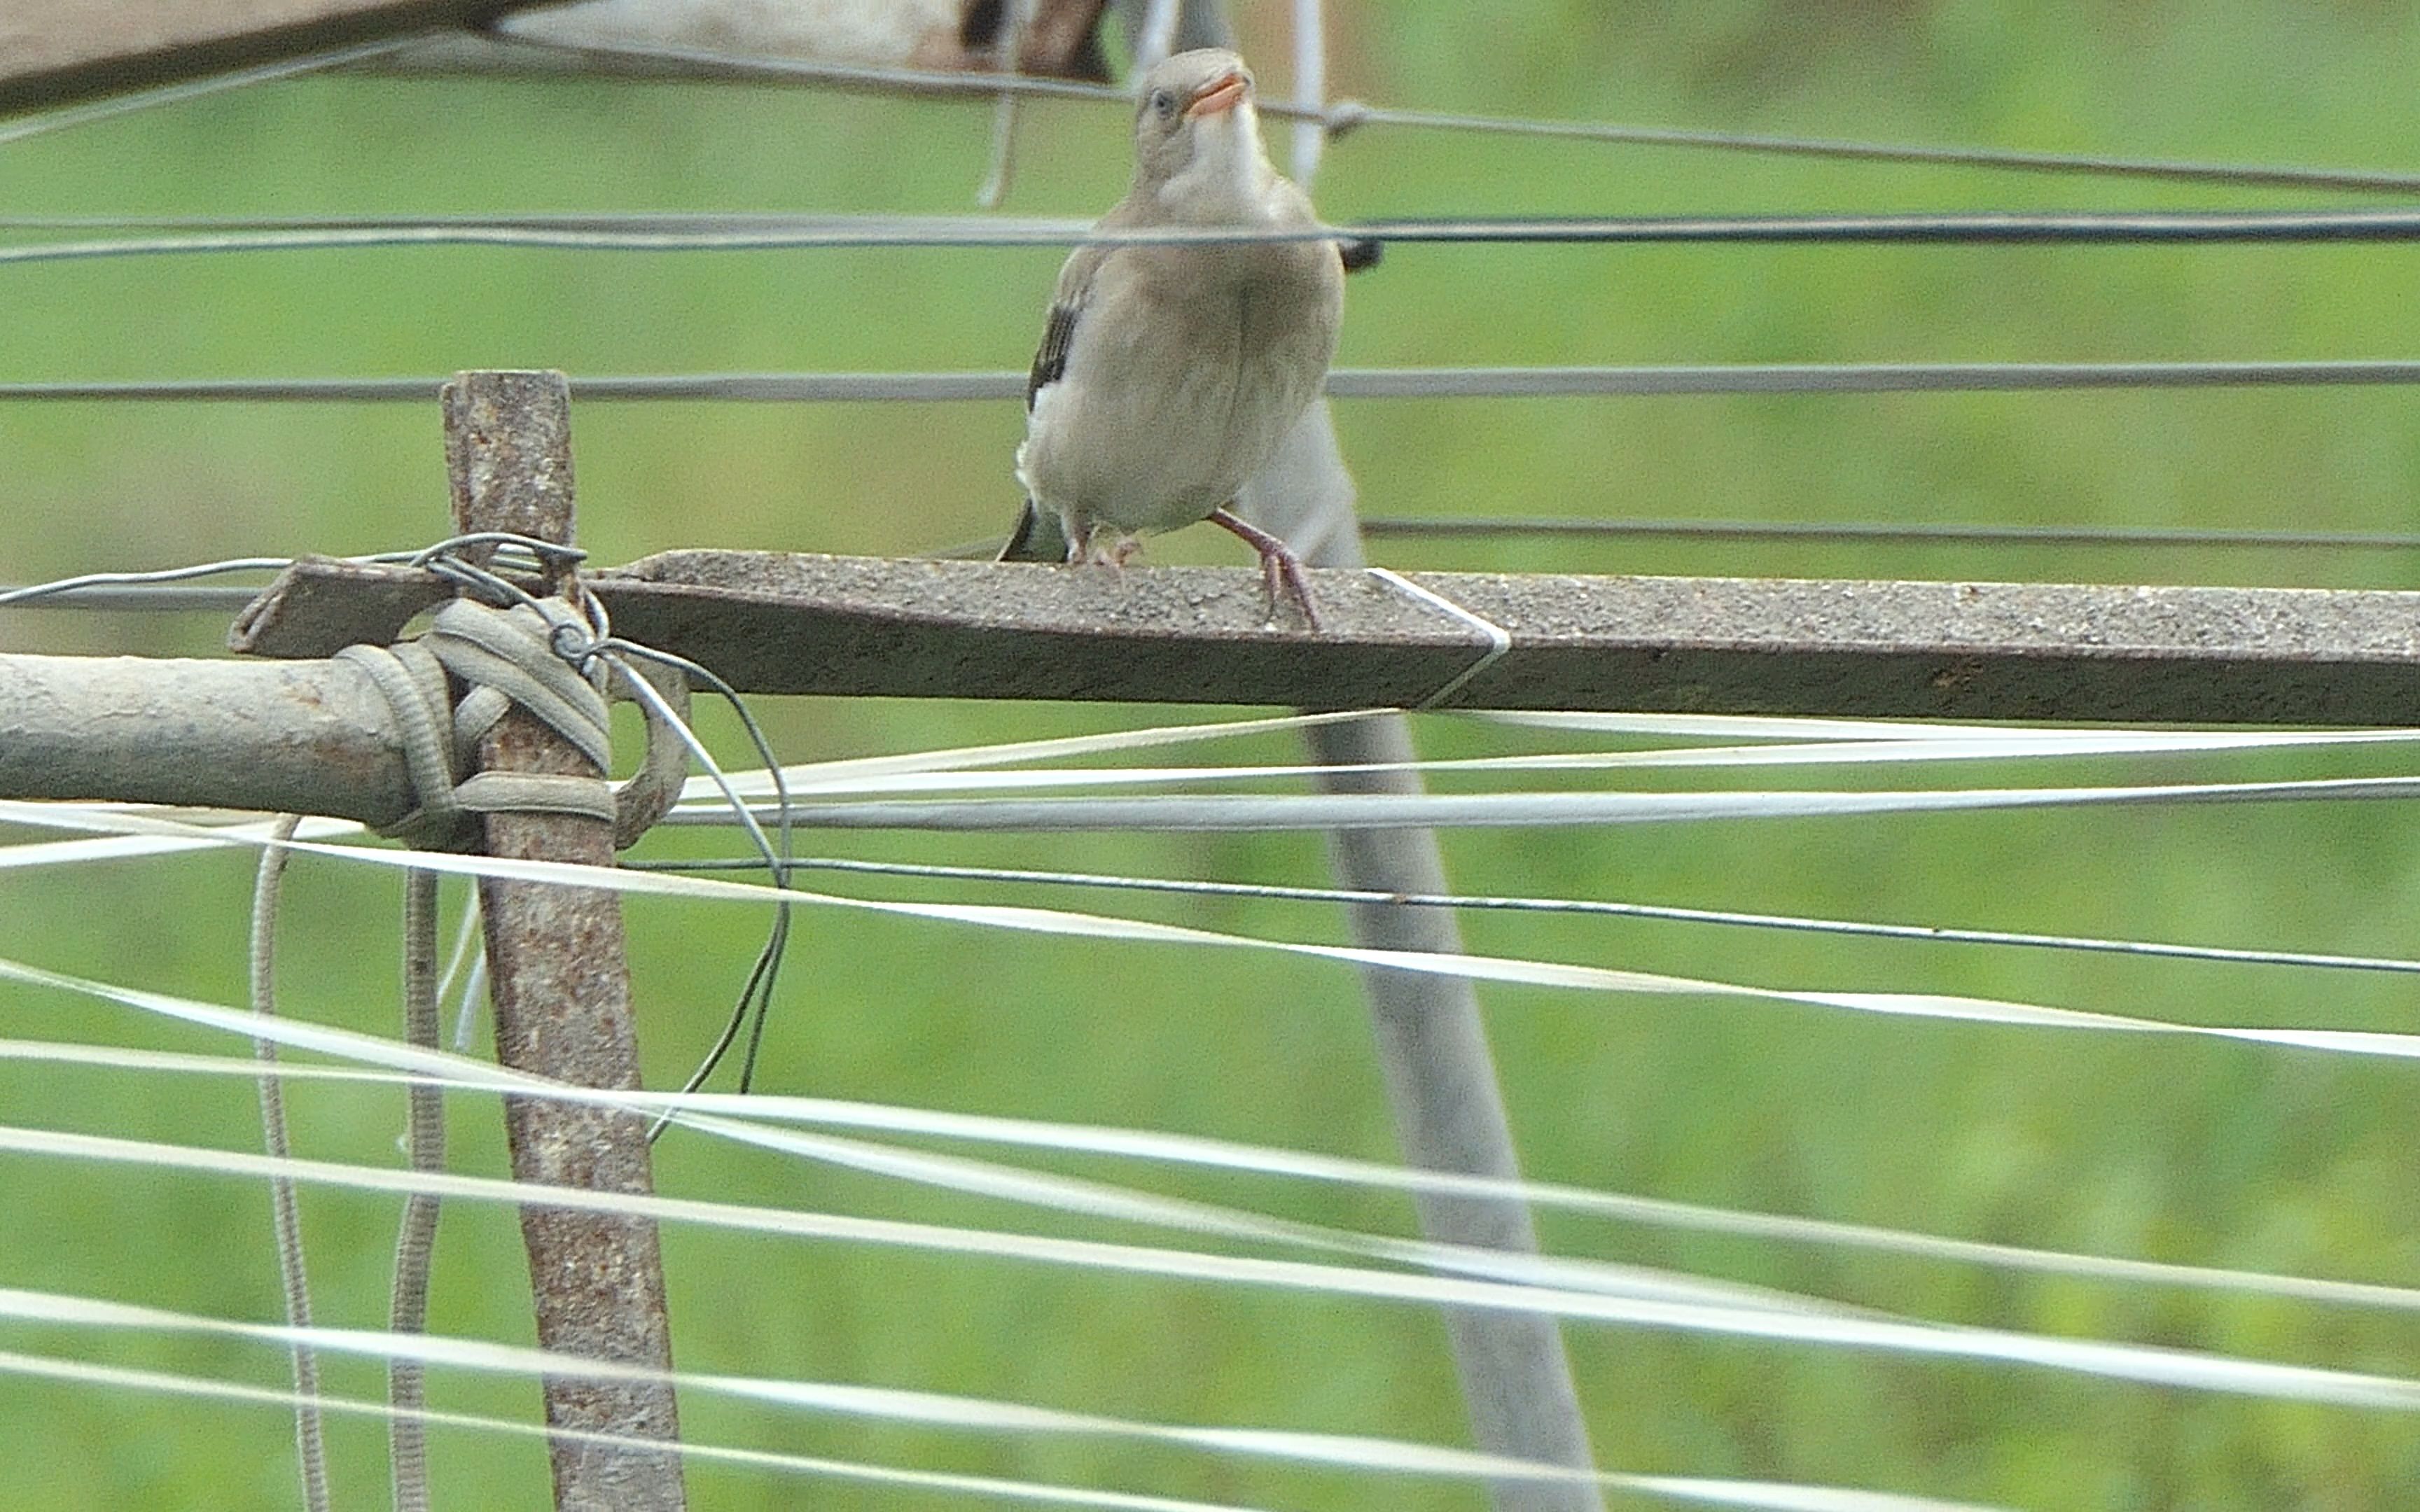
1025;300;1080;413
1009;233;1121;560
1026;240;1114;413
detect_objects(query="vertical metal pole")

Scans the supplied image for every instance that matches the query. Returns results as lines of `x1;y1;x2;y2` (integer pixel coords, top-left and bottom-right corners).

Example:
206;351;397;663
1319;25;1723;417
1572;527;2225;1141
444;370;687;1512
1287;0;1325;184
1112;0;1222;63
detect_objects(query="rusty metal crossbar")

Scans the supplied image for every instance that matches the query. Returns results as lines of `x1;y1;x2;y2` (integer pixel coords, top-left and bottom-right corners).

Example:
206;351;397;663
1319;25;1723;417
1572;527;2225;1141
225;550;2420;724
12;553;2419;832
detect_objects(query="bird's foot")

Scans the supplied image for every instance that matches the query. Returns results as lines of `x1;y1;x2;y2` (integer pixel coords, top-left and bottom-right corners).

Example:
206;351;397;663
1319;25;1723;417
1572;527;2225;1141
1066;524;1133;570
1074;537;1139;570
1209;507;1321;631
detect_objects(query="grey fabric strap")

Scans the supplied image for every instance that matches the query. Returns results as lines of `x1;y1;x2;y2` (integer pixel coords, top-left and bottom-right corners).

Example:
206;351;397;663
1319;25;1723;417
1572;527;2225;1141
338;598;686;850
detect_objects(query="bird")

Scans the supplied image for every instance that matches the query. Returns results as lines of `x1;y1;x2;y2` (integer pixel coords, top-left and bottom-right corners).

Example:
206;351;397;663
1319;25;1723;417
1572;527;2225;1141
1002;46;1346;627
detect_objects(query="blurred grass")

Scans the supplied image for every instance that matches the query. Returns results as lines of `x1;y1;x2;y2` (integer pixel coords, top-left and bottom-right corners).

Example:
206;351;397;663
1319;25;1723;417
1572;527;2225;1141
8;1;2420;1506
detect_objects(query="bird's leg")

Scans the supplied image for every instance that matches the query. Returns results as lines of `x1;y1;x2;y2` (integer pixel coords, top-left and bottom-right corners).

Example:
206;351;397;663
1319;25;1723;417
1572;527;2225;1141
1209;507;1321;631
1064;517;1121;569
1065;519;1139;570
1061;517;1092;566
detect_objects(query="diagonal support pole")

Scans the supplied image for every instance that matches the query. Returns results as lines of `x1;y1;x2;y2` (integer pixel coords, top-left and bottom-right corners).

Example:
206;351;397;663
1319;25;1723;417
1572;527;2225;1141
444;369;687;1511
1246;407;1604;1512
1134;3;1600;1499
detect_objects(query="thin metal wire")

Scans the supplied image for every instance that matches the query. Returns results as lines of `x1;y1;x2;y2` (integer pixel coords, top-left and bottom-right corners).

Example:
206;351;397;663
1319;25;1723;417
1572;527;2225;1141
408;536;807;1111
1325;360;2420;397
1335;104;2420;197
1358;518;2420;550
0;557;293;608
483;34;2420;197
11;519;2420;622
621;853;2420;977
0;373;1020;403
0;36;424;150
19;209;2420;267
0;211;1006;232
20;359;2420;409
1350;209;2420;244
0;537;566;612
595;637;800;1113
663;773;2420;834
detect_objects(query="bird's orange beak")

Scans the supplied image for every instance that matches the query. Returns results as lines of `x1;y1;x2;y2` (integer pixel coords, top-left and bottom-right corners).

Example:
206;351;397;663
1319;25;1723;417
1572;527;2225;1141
1184;70;1249;120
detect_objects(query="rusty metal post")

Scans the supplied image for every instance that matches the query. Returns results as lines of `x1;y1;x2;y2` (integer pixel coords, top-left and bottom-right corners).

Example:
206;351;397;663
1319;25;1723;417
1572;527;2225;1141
443;370;686;1511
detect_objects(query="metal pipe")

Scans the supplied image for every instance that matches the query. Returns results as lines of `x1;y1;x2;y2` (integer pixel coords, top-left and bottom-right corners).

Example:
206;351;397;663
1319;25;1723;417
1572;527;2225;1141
0;652;414;821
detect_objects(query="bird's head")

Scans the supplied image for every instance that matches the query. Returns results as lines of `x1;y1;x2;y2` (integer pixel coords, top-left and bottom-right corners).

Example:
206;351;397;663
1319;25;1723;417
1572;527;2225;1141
1130;48;1273;214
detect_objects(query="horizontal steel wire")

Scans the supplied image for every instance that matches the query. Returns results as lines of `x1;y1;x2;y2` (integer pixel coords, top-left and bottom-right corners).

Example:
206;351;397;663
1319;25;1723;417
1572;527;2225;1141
484;36;2420;197
625;854;2420;976
0;540;564;612
0;557;292;609
36;802;2420;1070
18;1024;2420;1320
0;211;1084;234
661;774;2420;834
1353;209;2420;244
16;360;2420;407
1358;518;2420;550
20;24;2404;206
9;513;2419;622
18;209;2420;267
1338;104;2420;197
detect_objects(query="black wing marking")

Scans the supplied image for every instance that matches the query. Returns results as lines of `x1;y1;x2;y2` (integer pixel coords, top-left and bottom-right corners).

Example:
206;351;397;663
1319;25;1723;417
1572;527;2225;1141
1338;237;1383;274
1027;300;1080;413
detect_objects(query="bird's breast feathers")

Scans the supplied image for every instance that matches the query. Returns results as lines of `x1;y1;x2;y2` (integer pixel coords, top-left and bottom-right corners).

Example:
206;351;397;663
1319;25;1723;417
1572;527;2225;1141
1020;248;1339;535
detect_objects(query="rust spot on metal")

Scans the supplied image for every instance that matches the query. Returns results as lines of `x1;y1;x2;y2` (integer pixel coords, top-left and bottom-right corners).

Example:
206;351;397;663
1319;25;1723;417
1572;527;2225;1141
1929;657;1984;692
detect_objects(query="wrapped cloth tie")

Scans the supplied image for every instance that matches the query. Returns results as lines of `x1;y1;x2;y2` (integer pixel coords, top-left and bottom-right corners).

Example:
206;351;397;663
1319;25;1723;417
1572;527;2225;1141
337;596;687;850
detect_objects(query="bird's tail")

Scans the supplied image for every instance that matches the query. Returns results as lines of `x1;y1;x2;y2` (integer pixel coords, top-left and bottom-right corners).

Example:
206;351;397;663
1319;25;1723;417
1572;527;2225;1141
997;498;1071;563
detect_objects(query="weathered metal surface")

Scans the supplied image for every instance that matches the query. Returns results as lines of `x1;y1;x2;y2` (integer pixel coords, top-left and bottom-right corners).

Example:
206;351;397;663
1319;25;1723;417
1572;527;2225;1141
0;652;416;821
380;0;1113;80
230;550;2420;724
228;558;450;653
0;0;545;113
445;371;686;1512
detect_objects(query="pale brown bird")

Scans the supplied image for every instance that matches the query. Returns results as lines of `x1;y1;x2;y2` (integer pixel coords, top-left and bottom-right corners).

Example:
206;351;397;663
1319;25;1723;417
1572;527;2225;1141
1003;47;1345;626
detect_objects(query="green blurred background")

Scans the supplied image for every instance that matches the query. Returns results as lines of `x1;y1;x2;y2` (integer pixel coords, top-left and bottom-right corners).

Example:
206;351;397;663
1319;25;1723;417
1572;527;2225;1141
6;1;2420;1506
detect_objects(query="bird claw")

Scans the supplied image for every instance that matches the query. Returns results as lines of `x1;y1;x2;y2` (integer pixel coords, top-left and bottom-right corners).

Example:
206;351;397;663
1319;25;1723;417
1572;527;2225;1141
1211;507;1321;631
1068;528;1135;570
1260;551;1322;631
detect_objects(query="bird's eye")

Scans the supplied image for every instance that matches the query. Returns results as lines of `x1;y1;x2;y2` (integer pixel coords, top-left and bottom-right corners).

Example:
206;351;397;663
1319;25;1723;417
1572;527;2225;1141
1150;88;1177;120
